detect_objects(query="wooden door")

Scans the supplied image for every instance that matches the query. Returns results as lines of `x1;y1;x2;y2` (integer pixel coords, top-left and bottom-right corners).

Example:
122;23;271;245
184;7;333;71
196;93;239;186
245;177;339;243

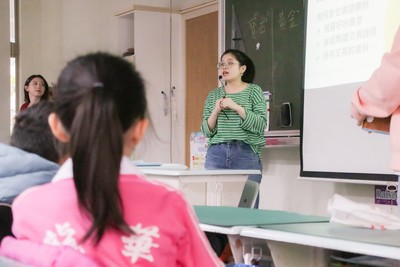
185;12;218;166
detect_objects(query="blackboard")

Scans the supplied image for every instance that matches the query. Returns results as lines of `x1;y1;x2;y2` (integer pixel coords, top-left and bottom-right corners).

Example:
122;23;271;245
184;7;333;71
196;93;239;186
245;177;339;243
224;0;304;131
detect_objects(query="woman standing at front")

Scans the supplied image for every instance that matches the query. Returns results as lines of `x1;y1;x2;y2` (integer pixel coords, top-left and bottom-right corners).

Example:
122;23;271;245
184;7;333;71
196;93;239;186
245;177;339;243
201;49;267;208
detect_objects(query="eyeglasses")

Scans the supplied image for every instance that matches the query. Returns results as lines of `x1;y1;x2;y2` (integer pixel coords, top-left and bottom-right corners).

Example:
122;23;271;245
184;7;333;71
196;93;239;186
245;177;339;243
217;61;239;69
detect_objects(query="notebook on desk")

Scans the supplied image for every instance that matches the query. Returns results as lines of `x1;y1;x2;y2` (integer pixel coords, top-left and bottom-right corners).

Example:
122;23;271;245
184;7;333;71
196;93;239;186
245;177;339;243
194;206;329;227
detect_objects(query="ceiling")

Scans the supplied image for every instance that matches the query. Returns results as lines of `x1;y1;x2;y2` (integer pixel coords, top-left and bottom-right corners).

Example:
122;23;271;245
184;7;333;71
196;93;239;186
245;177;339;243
134;0;216;12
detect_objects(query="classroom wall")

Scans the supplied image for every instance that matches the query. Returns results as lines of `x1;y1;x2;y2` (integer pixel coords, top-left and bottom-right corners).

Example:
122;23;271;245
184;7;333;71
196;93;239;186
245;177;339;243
259;146;378;216
19;0;134;90
17;0;380;217
0;0;10;143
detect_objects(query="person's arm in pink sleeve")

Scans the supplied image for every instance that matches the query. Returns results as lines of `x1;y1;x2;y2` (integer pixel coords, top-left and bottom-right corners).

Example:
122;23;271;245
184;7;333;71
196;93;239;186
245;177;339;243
351;27;400;119
176;201;224;267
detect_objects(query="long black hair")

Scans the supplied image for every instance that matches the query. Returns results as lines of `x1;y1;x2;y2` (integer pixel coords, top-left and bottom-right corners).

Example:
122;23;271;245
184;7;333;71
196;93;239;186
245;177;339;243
55;52;147;244
23;74;50;102
221;49;256;83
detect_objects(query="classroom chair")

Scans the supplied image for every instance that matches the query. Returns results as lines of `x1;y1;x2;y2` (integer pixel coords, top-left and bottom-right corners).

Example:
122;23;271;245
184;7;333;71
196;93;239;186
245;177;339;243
238;180;259;209
0;255;31;267
207;180;260;261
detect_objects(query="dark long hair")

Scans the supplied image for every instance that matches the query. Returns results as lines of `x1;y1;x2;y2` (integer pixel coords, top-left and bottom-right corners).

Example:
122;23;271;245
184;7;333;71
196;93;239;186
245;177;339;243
55;52;147;244
221;49;256;83
23;74;50;102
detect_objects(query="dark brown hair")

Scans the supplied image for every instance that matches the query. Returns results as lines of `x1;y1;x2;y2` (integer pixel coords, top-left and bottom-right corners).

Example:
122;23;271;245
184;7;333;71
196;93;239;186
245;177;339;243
55;52;147;244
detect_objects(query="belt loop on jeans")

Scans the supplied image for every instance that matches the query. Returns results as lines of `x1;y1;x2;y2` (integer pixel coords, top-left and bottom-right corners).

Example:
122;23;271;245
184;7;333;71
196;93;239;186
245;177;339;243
228;140;242;145
216;140;243;146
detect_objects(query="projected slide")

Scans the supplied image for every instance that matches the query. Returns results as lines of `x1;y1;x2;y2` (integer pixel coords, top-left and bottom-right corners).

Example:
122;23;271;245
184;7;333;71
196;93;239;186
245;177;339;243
305;0;396;89
301;0;400;182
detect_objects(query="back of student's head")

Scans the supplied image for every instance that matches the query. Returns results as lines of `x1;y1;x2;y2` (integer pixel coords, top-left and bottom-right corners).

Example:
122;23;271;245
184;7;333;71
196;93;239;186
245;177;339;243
10;100;59;163
55;52;147;244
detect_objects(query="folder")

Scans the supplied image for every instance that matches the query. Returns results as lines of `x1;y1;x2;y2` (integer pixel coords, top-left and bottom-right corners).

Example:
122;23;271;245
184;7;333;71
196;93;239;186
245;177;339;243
362;117;390;134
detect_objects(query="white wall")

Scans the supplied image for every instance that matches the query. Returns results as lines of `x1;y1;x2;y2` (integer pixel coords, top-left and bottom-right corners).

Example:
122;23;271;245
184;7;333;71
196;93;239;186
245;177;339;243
19;0;135;93
259;146;379;216
0;0;10;143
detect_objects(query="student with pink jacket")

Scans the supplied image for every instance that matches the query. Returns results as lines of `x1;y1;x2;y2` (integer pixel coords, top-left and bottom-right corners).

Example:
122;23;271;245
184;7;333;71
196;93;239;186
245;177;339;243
5;52;223;267
350;26;400;172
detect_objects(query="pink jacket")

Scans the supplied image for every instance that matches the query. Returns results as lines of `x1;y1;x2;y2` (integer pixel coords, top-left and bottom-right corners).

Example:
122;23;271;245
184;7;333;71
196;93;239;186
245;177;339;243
11;158;223;267
351;26;400;171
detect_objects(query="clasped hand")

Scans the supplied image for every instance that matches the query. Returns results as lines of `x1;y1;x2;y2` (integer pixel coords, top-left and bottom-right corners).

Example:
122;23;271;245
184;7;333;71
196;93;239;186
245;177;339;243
217;97;235;111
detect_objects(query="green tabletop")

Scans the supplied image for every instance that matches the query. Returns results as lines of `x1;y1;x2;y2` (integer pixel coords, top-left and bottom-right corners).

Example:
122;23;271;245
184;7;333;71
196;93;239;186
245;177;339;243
259;222;400;248
194;206;329;227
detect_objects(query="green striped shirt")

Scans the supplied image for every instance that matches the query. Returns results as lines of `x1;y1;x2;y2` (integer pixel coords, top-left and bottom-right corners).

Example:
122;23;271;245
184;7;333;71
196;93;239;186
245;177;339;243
201;83;267;156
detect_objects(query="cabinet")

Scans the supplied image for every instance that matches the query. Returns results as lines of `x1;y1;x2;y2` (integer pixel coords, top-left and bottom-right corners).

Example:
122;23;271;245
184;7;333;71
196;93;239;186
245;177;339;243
117;6;183;163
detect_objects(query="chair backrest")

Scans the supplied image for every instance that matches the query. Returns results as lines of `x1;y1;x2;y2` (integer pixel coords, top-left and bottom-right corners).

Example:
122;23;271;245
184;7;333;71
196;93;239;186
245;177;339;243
0;255;32;267
0;237;101;267
238;180;259;208
0;203;13;242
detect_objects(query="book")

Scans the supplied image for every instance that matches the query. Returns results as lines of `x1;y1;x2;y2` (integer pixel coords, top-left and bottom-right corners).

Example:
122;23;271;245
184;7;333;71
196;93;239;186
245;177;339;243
361;117;391;134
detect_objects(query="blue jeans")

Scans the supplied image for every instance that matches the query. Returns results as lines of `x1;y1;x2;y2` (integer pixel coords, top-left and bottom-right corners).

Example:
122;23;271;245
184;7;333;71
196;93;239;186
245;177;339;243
205;141;262;208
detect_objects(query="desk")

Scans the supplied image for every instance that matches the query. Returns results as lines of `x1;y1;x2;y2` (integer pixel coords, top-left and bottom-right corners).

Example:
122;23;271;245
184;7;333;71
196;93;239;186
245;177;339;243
195;206;329;264
195;206;400;266
140;169;260;206
241;222;400;266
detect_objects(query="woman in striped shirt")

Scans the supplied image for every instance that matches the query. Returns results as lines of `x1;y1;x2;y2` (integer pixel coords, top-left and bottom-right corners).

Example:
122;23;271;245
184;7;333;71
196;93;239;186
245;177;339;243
201;49;267;208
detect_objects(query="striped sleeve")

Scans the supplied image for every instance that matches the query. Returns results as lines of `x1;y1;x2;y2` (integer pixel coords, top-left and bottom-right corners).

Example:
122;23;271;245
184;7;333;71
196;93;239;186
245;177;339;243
201;88;222;138
241;84;268;135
